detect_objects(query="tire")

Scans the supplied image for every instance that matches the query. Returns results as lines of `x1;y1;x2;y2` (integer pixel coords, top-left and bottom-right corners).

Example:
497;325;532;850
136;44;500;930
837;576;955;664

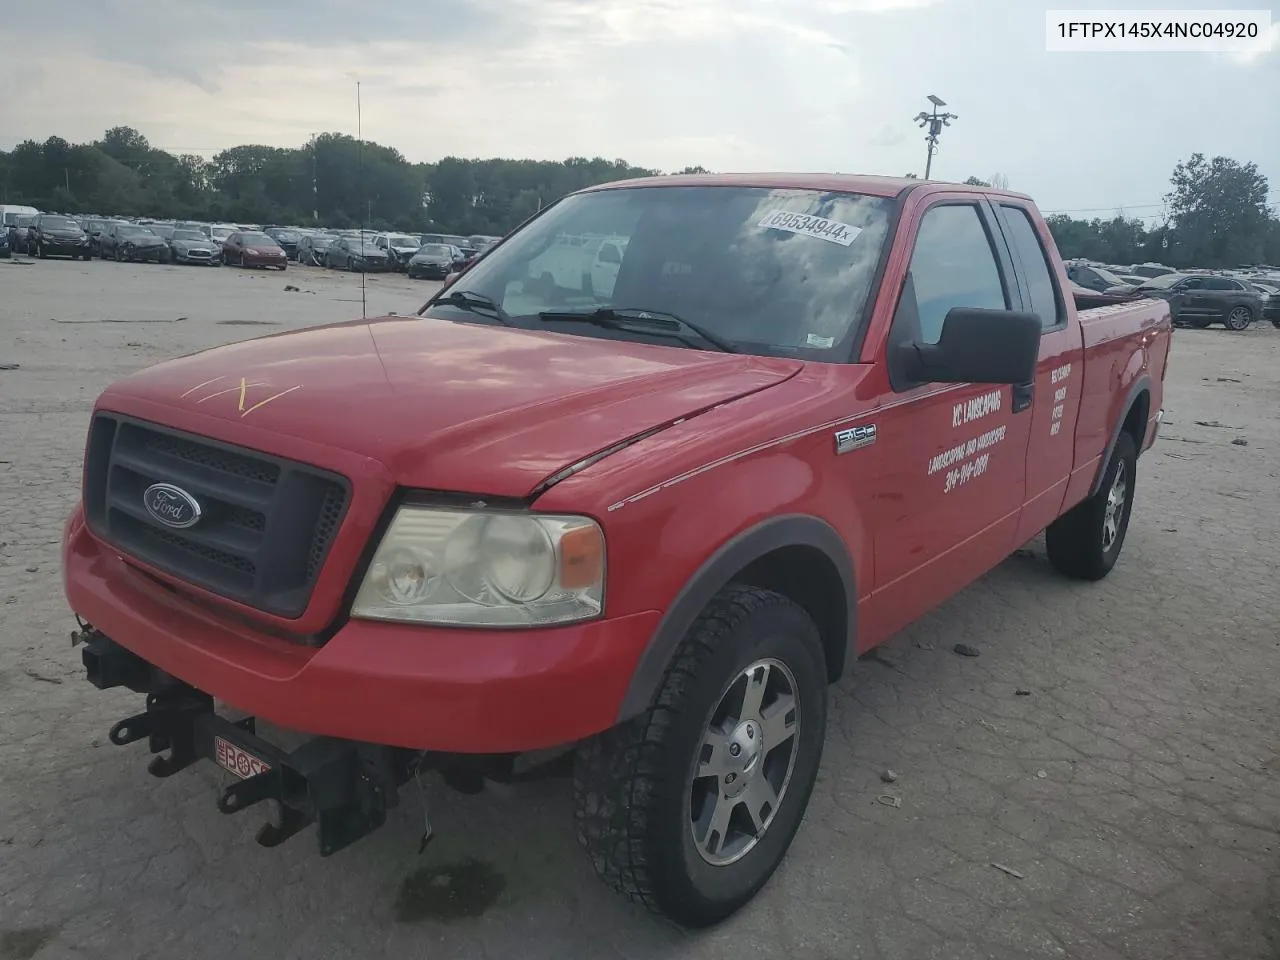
573;584;827;928
1188;318;1211;329
123;244;134;262
1046;430;1137;581
38;241;47;259
113;246;121;263
1224;305;1253;331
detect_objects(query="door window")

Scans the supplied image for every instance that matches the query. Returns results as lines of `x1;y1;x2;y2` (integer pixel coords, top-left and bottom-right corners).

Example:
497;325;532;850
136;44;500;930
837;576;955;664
1001;206;1064;329
905;204;1008;344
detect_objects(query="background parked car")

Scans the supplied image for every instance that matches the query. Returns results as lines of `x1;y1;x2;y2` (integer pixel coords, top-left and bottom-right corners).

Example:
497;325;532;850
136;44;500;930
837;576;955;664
8;215;36;255
421;234;473;267
26;214;91;260
1065;261;1132;293
406;242;458;279
221;231;288;270
1252;281;1280;327
101;223;170;263
296;233;335;265
168;228;221;266
325;236;390;271
86;219;126;257
0;229;9;259
264;227;303;259
374;233;423;271
204;223;238;256
1133;272;1265;330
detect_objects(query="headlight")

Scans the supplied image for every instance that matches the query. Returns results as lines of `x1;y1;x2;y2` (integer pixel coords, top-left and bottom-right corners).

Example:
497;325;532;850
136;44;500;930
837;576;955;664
351;506;605;627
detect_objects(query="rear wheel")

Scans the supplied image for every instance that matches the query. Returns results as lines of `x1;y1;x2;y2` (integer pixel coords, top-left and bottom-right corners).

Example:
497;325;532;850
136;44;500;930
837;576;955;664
1046;431;1137;581
1224;305;1253;331
573;584;827;927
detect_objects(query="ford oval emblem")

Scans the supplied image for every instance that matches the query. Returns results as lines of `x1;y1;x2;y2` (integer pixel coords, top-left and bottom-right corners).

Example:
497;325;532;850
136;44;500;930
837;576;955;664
143;482;203;529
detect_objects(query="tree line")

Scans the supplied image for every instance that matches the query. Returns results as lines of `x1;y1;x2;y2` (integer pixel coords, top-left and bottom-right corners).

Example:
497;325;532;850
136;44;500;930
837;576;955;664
2;127;1274;268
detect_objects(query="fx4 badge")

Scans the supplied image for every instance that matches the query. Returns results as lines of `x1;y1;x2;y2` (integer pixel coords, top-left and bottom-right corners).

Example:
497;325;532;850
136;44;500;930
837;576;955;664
834;424;877;455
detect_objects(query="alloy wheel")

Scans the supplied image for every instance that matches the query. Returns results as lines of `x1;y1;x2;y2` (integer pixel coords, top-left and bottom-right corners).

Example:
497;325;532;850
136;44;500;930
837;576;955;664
687;658;801;866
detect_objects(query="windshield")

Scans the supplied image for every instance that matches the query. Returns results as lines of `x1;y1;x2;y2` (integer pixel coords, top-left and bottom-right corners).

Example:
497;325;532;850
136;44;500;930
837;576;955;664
119;226;154;237
173;230;205;242
418;244;451;256
310;236;333;248
431;185;896;358
1139;273;1185;289
389;235;418;246
274;230;300;240
210;227;235;240
15;216;35;227
42;216;80;230
241;233;277;246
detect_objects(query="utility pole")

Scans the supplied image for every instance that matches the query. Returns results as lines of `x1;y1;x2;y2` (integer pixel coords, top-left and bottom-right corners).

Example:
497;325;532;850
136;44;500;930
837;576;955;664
311;134;318;223
913;94;958;180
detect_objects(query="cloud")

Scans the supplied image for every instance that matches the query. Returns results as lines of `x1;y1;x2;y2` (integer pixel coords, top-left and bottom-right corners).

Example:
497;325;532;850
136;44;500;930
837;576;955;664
0;0;1275;215
867;124;906;147
1227;20;1280;64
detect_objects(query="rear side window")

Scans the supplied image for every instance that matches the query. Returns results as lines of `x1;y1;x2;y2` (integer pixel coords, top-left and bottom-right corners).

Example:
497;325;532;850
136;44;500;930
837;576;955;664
1001;205;1064;328
907;204;1007;344
1206;277;1243;291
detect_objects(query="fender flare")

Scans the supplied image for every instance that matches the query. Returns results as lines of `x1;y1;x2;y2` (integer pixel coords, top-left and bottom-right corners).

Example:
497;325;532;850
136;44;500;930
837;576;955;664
616;513;857;721
1089;374;1151;498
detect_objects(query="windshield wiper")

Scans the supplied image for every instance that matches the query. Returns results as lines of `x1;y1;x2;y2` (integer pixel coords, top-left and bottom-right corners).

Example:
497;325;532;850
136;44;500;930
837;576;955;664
536;307;739;354
420;289;512;326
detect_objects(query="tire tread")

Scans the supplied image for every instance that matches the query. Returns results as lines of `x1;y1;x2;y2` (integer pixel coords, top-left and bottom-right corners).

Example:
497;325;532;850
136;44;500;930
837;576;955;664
572;584;797;918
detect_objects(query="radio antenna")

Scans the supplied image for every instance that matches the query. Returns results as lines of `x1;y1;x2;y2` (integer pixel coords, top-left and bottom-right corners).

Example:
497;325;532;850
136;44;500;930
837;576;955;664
356;80;367;320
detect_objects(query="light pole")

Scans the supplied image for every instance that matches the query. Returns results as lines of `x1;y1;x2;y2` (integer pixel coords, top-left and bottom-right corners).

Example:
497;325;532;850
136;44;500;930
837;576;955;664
913;94;958;180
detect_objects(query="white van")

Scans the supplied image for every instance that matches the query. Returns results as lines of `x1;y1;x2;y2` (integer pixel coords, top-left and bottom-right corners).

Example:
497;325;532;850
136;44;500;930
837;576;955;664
0;204;40;230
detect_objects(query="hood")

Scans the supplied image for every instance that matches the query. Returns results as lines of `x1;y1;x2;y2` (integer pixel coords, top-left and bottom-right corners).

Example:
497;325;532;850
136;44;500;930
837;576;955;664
100;316;802;497
248;245;284;255
412;253;450;263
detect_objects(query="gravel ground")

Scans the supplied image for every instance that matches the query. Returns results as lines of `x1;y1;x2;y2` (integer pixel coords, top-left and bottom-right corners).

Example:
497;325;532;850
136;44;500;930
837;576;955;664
1;256;1278;960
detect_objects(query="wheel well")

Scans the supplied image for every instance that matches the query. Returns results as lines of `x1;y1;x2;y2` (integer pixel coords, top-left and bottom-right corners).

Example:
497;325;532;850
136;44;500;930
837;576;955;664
1123;389;1150;453
733;545;848;683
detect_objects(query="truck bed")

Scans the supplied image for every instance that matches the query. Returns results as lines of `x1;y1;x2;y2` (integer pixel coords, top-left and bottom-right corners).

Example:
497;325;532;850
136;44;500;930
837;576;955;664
1068;296;1171;509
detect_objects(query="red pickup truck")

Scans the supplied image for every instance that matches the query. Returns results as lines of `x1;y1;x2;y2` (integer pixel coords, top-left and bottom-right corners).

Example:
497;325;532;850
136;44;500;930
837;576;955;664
63;174;1171;927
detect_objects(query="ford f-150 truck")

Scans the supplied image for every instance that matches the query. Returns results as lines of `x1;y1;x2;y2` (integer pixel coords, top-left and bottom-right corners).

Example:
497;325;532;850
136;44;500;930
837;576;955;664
62;174;1171;927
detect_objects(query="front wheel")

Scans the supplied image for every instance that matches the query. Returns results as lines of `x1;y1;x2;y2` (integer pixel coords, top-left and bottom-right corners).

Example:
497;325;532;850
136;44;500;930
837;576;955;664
1046;431;1137;580
1224;305;1253;331
573;584;827;928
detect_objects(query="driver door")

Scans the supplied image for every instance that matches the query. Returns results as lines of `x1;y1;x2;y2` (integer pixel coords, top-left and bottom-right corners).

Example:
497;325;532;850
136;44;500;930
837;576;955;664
862;198;1035;641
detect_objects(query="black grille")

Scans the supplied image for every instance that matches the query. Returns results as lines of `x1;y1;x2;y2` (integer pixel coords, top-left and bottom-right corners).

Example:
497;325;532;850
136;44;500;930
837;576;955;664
83;414;351;619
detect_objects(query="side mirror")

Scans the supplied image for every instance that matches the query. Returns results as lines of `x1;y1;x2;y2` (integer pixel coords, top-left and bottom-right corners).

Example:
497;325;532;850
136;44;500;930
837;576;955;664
898;307;1041;385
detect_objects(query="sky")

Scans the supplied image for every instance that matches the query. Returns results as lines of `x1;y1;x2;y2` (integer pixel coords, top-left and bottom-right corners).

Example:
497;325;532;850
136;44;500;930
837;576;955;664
1;0;1276;221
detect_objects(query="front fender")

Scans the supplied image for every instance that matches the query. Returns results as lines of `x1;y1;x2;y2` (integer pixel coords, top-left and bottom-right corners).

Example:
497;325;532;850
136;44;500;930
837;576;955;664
615;512;856;720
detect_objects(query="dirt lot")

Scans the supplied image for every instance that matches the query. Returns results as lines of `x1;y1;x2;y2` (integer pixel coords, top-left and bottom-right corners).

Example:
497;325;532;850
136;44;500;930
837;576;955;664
2;256;1279;960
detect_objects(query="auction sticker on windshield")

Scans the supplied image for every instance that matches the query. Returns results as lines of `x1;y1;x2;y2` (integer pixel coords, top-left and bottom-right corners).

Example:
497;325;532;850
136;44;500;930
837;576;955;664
757;210;863;246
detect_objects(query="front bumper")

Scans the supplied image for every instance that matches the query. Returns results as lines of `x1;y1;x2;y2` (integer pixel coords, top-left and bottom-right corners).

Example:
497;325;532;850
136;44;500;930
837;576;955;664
63;505;657;754
42;237;90;254
125;246;168;261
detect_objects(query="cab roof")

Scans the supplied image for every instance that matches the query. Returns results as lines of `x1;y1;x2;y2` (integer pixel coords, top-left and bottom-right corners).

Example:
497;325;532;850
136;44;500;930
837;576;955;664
581;172;1034;204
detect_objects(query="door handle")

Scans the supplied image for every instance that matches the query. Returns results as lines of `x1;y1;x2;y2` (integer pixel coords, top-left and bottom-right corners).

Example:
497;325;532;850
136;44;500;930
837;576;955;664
1012;382;1034;413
